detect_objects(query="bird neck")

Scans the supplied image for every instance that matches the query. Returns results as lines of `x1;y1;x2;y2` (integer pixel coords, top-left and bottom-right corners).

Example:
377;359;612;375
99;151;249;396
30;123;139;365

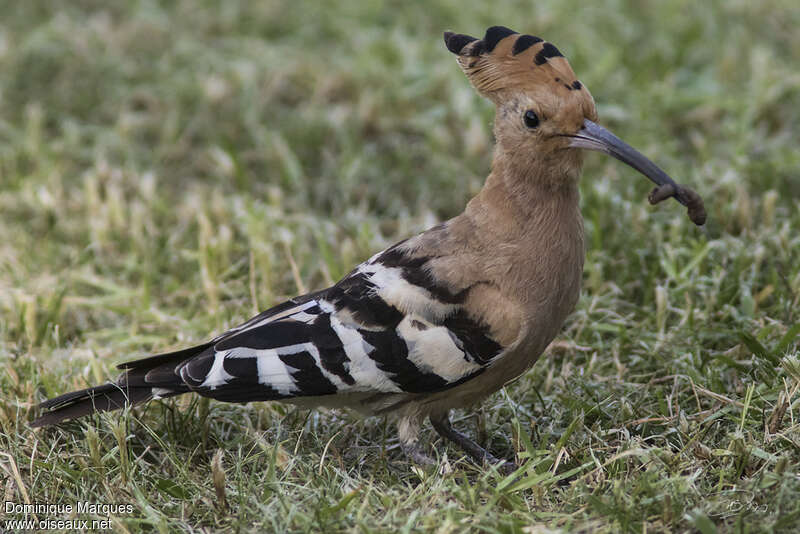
465;150;584;235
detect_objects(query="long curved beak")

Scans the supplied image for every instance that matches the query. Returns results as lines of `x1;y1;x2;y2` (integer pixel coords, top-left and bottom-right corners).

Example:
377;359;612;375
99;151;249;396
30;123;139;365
568;119;687;207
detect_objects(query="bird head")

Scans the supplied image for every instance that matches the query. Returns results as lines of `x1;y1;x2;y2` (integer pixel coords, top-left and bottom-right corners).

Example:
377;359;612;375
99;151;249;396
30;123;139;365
445;26;687;199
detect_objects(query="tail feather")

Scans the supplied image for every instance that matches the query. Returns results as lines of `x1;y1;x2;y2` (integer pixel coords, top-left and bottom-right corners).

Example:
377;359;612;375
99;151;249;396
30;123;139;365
116;342;214;371
33;343;210;427
30;384;162;427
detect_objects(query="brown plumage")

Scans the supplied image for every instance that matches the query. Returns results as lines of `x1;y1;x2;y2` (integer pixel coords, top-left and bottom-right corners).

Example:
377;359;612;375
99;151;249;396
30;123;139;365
34;26;704;472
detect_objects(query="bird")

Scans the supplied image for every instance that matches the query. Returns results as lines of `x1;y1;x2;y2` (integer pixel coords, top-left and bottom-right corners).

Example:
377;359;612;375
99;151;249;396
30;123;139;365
32;26;704;470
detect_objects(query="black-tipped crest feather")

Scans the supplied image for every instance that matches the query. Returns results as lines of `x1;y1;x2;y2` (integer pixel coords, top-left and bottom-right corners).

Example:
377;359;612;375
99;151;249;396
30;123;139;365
443;31;477;54
512;34;543;55
483;26;517;52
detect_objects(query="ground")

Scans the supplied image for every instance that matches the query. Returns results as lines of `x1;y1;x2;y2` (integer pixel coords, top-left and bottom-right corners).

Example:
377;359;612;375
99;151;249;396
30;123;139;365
1;1;799;532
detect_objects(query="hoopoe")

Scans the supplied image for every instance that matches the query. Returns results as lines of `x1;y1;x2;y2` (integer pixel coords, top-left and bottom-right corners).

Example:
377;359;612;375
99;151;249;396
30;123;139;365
33;26;704;470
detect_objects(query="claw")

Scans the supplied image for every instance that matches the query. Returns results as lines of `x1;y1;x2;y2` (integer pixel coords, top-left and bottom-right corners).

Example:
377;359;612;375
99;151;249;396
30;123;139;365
400;440;436;467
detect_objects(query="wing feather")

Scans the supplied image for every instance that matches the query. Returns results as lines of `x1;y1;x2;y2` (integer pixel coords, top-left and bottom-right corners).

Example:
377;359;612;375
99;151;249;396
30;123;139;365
171;243;505;404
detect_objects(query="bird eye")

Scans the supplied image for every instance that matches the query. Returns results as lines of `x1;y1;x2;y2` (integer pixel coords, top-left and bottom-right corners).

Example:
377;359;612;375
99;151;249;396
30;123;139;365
523;110;540;129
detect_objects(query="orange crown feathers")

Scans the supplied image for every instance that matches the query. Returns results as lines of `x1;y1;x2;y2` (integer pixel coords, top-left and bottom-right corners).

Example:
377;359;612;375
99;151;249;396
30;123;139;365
444;26;596;120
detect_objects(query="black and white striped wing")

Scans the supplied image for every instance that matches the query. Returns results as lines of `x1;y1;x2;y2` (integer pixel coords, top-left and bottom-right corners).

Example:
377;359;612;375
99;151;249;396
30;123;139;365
177;246;504;402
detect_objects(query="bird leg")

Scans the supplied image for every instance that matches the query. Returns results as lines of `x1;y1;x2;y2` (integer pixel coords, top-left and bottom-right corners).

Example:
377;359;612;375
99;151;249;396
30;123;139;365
430;413;516;473
397;416;437;467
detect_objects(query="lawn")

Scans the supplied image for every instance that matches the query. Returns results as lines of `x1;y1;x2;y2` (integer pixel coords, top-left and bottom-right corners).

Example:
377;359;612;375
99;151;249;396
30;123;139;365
1;0;799;532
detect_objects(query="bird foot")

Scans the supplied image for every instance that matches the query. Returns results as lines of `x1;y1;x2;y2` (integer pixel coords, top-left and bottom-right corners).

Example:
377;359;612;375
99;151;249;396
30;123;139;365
430;413;517;473
400;440;436;467
494;459;518;476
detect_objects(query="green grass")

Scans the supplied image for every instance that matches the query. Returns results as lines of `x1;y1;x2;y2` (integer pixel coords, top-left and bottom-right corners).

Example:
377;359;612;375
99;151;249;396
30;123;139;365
1;0;800;532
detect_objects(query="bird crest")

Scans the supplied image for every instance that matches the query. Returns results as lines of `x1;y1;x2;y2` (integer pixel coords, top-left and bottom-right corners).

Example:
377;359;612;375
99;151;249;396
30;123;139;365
444;26;596;121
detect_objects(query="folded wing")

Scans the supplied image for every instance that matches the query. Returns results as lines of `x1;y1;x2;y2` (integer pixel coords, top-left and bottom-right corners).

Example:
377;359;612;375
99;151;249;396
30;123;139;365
177;242;505;402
